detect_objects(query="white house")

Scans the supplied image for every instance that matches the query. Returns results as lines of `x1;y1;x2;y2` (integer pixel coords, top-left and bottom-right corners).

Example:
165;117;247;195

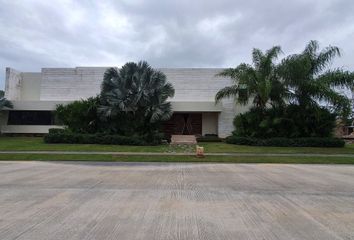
1;67;249;138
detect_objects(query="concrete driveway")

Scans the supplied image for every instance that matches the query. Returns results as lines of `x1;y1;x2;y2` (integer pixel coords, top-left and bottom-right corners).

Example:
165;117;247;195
0;161;354;240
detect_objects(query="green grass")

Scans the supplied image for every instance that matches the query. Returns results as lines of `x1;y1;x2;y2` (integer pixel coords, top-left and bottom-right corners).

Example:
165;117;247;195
198;142;354;154
0;153;353;164
0;137;168;152
0;137;353;155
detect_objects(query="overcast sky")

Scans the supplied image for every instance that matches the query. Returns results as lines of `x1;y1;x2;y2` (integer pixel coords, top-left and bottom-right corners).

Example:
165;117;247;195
0;0;354;89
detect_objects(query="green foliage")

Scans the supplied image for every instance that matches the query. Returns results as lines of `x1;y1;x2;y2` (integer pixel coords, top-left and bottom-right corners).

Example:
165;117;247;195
196;135;223;142
218;41;354;144
53;61;174;143
99;61;175;137
216;46;286;109
226;136;345;148
48;128;66;134
55;97;100;134
216;41;354;118
233;105;336;138
279;40;354;118
44;130;163;145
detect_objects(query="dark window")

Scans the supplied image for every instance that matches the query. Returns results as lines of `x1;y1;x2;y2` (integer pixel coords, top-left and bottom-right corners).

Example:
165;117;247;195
7;111;53;125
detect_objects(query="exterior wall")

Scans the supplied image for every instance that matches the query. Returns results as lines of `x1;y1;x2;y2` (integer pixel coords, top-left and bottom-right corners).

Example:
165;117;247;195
202;113;218;136
40;67;107;101
5;68;22;100
20;73;41;100
1;125;63;134
0;111;9;126
10;101;71;111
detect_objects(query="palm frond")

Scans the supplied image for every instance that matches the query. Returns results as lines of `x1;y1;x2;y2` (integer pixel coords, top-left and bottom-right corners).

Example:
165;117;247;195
215;85;240;103
313;45;341;74
100;61;174;124
317;69;354;88
303;40;319;57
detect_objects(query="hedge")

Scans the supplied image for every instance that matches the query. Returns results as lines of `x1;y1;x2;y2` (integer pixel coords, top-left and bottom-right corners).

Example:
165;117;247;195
225;136;345;148
44;129;158;145
196;136;223;142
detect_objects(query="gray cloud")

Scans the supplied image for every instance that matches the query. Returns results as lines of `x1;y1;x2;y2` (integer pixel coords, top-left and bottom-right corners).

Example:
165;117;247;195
0;0;354;89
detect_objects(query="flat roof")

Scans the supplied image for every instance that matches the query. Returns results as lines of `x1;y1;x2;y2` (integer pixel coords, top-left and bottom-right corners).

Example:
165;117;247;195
9;101;223;112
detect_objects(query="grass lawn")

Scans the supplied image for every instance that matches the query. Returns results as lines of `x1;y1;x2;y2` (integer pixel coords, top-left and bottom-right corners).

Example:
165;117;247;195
200;142;354;154
0;137;353;155
0;153;353;164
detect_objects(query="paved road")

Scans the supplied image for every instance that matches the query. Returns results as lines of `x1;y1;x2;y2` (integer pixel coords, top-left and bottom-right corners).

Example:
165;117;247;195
0;161;354;240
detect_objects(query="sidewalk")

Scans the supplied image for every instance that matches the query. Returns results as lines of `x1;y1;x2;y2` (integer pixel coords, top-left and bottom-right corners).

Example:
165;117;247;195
0;151;353;158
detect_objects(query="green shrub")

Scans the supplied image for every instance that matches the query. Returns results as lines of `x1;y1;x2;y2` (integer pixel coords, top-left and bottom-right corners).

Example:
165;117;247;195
196;135;223;142
226;136;345;148
48;128;66;134
233;105;336;138
43;131;157;145
55;96;101;134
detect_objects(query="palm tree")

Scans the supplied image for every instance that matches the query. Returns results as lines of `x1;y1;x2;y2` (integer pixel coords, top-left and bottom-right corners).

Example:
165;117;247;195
279;40;354;117
0;90;12;110
99;61;175;132
215;46;285;111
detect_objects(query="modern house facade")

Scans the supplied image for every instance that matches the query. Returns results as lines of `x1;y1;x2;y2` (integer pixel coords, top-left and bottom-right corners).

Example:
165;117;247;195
1;67;249;138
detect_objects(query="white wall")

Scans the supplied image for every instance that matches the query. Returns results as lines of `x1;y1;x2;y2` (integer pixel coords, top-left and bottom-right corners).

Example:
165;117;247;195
202;113;218;136
40;67;106;101
5;68;22;100
1;125;63;134
21;73;41;100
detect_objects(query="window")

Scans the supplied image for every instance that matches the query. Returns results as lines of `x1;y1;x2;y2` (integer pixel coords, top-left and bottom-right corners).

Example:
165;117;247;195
7;111;54;125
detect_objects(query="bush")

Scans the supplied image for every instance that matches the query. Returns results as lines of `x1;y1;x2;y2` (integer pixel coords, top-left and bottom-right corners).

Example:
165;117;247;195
44;130;160;145
48;128;66;134
55;97;101;134
225;136;345;148
233;105;336;138
196;135;223;142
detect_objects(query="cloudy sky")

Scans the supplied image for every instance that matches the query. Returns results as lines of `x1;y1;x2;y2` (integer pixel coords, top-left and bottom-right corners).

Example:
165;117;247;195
0;0;353;89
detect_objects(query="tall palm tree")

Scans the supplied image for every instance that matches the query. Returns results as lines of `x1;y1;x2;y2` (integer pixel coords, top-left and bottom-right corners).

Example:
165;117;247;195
0;90;12;110
279;40;354;117
215;46;285;110
99;61;175;125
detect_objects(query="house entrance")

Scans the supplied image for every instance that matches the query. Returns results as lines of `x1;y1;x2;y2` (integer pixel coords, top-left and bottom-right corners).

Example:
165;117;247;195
163;113;202;138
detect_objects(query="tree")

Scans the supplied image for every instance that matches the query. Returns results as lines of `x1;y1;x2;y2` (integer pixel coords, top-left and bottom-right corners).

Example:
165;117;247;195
0;90;13;110
279;40;354;118
215;46;285;110
99;61;175;136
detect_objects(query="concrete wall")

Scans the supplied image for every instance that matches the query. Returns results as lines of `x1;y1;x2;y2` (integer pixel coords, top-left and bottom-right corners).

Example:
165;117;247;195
0;111;9;126
202;113;218;136
5;69;41;101
21;73;41;100
1;125;63;134
5;68;22;100
40;67;106;101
